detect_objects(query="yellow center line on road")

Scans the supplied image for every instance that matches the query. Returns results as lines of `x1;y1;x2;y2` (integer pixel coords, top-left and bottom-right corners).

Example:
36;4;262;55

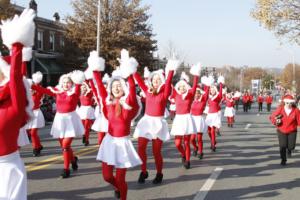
26;145;99;172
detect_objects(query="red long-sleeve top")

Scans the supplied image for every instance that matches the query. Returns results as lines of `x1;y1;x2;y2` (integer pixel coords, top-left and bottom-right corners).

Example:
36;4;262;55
207;83;223;113
191;85;209;116
134;70;174;117
31;84;81;113
242;94;250;103
223;97;235;107
265;96;273;104
80;90;94;106
0;43;27;156
32;86;44;110
257;95;264;103
270;105;300;134
174;76;198;114
249;95;254;103
94;71;138;137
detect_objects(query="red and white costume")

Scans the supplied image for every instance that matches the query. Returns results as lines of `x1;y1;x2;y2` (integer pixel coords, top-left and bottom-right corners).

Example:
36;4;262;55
133;69;174;178
206;81;223;150
223;94;235;127
170;74;198;165
77;82;95;145
31;71;84;176
92;51;141;200
190;84;209;156
0;44;29;200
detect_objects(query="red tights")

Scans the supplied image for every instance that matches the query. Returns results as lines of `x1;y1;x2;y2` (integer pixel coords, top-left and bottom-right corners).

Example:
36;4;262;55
174;135;191;161
97;132;106;145
59;138;75;170
27;128;42;149
190;133;203;154
207;126;216;148
138;137;163;174
102;162;127;200
82;119;93;141
227;117;234;125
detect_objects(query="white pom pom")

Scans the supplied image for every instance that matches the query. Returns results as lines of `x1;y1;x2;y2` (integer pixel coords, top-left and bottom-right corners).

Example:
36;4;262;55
217;75;225;84
201;76;209;86
166;59;181;71
71;70;85;84
87;51;105;71
103;73;110;83
180;71;190;82
0;9;36;48
32;71;43;84
84;69;93;80
190;63;202;76
22;47;32;61
144;67;150;78
118;49;138;78
208;75;215;86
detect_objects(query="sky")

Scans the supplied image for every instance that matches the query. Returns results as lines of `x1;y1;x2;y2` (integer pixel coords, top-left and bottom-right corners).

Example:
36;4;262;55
13;0;300;68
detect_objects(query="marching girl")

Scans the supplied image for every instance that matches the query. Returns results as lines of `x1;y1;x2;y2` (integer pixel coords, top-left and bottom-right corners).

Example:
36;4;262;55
133;59;180;184
31;71;85;178
26;71;45;156
257;92;264;112
190;77;210;159
77;81;95;146
223;92;235;127
170;65;200;169
205;76;224;152
270;95;300;165
90;50;141;200
0;8;35;199
89;73;110;145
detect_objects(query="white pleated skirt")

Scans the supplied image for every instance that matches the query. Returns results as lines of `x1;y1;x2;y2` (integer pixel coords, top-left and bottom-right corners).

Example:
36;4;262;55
26;109;45;129
91;112;108;132
50;111;84;138
191;115;207;133
77;105;95;120
96;134;142;168
94;105;100;118
133;115;170;141
224;107;235;117
205;111;222;128
18;126;30;147
170;114;196;136
0;151;27;200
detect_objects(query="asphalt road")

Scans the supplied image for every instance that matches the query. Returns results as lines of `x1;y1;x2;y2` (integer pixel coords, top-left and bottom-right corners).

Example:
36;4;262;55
21;104;300;200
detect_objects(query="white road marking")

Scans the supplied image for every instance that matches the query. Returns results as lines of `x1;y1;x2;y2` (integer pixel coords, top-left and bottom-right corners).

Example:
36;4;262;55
193;167;223;200
257;113;260;116
245;124;251;130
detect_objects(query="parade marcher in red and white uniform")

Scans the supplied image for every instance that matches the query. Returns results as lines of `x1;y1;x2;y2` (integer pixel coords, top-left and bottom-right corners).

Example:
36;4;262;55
257;92;264;112
190;77;209;159
26;71;45;156
168;86;176;120
0;8;35;200
170;65;200;169
233;90;241;111
242;91;250;112
133;59;180;184
265;93;273;112
90;50;142;200
77;81;95;146
248;92;254;110
31;70;85;178
205;75;224;152
88;73;109;145
270;95;300;165
223;92;235;127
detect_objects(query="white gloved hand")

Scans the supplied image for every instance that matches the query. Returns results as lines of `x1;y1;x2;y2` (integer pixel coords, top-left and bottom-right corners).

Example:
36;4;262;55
71;70;85;84
87;51;105;72
118;49;138;78
217;75;225;84
32;71;43;84
0;8;36;48
190;62;202;76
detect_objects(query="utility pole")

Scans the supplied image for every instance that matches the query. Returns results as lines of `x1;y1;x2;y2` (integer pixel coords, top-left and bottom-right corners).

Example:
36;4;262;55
96;0;101;56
